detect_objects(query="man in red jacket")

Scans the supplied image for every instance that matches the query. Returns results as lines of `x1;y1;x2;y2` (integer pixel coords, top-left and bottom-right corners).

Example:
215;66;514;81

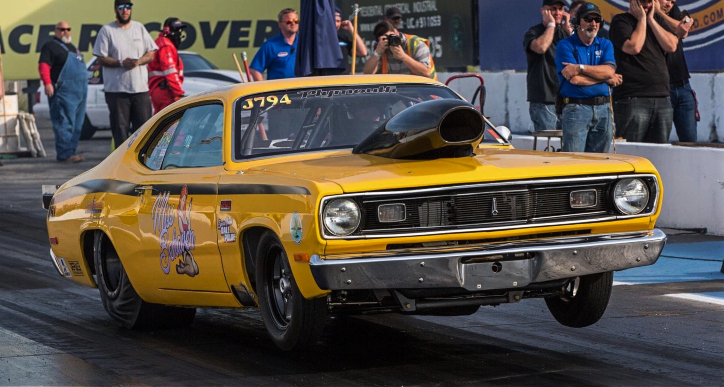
148;18;187;113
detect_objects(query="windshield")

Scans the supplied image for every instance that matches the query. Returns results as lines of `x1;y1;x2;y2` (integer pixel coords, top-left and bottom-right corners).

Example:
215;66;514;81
180;53;218;71
234;84;468;159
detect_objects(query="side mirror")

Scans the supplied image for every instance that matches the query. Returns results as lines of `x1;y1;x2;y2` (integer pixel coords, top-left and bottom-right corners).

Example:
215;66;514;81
495;126;513;142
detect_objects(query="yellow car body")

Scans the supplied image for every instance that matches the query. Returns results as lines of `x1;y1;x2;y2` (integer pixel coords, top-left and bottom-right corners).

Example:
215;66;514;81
44;75;666;350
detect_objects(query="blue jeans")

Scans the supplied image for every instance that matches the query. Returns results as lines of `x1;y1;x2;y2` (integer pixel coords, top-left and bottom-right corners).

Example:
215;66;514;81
561;103;612;153
670;82;698;142
529;103;561;131
613;97;673;143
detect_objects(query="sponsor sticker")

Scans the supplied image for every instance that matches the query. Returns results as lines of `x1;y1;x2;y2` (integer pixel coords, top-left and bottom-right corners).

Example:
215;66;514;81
58;257;71;277
217;217;237;243
220;199;232;211
297;86;397;99
291;212;303;244
68;261;84;276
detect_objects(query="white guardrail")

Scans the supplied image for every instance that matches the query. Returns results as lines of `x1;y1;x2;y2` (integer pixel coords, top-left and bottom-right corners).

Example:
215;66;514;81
439;72;724;235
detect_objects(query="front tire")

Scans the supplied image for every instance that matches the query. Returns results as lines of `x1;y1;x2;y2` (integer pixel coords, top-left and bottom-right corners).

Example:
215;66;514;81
93;231;196;329
544;271;613;328
255;231;327;351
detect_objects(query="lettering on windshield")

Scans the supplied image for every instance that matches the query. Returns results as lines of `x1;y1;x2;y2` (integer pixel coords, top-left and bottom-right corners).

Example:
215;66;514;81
297;86;397;99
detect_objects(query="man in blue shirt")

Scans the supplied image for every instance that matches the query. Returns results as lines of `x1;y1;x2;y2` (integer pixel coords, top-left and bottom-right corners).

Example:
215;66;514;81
556;3;622;153
249;8;298;81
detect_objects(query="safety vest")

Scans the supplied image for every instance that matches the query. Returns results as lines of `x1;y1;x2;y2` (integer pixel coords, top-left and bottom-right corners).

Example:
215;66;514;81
381;33;437;81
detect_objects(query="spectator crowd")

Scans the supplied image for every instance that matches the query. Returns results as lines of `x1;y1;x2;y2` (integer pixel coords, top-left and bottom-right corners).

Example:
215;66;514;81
524;0;698;153
0;0;700;164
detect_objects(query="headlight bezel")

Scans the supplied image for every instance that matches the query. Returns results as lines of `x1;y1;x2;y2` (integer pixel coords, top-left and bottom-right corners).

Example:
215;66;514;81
610;176;658;217
322;198;362;237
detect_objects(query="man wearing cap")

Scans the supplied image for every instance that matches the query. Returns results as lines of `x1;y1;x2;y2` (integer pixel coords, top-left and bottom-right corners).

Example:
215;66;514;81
609;0;678;143
93;0;158;148
385;7;403;29
249;8;299;81
556;3;621;153
523;0;573;132
148;18;188;113
335;8;367;74
569;1;609;38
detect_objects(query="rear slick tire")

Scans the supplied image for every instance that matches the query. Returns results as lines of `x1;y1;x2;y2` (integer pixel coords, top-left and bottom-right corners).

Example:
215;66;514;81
93;231;196;329
255;231;327;351
544;271;613;328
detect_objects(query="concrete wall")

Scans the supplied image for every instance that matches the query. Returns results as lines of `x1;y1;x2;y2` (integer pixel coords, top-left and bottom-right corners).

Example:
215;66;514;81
439;72;724;142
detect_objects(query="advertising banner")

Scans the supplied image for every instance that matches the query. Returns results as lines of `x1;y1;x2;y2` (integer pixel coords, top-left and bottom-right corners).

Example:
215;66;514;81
0;0;298;80
480;0;724;71
336;0;477;69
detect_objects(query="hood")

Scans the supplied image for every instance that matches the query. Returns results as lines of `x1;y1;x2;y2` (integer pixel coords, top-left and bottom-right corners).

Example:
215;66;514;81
246;149;639;193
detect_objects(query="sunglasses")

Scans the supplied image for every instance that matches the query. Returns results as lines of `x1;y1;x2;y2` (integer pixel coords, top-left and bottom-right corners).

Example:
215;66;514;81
56;27;71;32
117;4;132;11
583;16;603;23
285;19;299;25
391;16;402;20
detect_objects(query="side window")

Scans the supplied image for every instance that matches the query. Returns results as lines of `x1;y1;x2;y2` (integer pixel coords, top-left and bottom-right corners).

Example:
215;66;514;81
142;103;225;170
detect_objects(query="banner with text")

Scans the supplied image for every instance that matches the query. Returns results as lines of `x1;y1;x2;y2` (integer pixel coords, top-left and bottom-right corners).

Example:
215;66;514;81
0;0;298;80
337;0;477;69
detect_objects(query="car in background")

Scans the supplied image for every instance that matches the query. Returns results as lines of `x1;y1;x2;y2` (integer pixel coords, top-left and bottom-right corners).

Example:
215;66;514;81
34;51;241;140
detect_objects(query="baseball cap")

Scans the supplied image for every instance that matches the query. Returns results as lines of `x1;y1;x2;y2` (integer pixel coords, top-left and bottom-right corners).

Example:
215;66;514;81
334;7;341;15
385;6;401;19
164;18;188;30
542;0;565;6
114;0;133;6
577;2;602;19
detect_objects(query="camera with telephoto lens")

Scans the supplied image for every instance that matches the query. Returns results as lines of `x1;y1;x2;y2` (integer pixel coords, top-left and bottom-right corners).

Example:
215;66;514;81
386;33;402;47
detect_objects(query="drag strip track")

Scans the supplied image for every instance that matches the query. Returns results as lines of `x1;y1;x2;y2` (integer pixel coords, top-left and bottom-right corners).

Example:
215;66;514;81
0;127;722;386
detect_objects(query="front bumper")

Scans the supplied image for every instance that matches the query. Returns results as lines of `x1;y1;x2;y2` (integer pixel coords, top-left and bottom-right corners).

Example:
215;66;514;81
310;229;667;291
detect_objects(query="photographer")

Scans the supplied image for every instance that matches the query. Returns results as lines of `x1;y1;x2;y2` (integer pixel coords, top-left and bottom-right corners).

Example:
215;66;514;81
363;21;436;79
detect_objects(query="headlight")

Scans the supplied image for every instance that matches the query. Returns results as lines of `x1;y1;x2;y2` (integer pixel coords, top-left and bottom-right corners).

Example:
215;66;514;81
613;178;649;215
323;198;361;236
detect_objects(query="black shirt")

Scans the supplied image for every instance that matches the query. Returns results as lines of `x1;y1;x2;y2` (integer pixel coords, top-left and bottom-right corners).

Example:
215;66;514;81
666;5;690;84
337;29;354;75
39;38;79;85
609;12;671;100
523;24;569;104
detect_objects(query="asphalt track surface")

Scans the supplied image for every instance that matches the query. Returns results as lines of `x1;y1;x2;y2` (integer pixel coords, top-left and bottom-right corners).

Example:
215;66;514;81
0;121;722;386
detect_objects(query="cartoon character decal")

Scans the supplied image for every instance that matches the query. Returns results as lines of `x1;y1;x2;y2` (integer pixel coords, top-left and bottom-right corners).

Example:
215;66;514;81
152;185;199;277
217;217;236;243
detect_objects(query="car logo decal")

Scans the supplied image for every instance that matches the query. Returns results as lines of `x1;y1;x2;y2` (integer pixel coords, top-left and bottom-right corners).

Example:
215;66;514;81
291;212;303;244
152;185;199;277
491;197;499;216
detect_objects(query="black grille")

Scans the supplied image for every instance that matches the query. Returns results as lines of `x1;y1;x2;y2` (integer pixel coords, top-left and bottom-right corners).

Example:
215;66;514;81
360;182;610;234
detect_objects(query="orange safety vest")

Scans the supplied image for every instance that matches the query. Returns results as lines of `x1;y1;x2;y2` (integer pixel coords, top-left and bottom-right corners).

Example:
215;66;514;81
381;33;437;81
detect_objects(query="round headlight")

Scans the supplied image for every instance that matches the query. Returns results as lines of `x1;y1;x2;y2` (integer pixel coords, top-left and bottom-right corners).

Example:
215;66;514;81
323;198;361;236
613;178;649;215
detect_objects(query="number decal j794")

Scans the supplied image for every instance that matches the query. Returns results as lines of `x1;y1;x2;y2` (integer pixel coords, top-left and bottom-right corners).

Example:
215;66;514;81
241;94;292;110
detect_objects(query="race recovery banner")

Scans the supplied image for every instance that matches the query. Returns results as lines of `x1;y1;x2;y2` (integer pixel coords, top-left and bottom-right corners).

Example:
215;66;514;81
0;0;298;80
336;0;478;69
479;0;724;71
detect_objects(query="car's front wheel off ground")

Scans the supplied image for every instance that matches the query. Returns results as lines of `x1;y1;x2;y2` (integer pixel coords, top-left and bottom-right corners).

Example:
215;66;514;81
255;231;327;351
93;231;196;329
544;271;613;328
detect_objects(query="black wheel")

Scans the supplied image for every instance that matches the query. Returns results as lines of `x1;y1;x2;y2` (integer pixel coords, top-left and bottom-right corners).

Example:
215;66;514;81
544;271;613;328
80;115;97;140
255;231;327;351
93;231;196;329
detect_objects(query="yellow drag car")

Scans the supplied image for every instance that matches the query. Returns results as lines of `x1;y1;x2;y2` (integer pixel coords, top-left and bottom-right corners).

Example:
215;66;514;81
43;75;666;351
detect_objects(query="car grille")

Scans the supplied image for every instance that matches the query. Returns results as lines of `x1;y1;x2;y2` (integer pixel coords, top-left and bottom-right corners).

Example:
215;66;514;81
359;181;611;235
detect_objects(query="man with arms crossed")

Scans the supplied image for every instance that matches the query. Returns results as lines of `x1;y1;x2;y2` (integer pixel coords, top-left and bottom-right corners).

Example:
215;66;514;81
556;3;621;153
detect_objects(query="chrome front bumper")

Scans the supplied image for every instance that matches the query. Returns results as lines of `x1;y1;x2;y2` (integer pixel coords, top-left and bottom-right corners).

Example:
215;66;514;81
310;229;667;291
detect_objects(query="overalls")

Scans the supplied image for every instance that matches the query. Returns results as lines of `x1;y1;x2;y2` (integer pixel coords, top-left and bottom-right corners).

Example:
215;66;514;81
48;41;88;161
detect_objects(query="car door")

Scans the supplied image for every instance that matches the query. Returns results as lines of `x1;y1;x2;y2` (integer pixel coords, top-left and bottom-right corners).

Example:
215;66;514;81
135;102;228;292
